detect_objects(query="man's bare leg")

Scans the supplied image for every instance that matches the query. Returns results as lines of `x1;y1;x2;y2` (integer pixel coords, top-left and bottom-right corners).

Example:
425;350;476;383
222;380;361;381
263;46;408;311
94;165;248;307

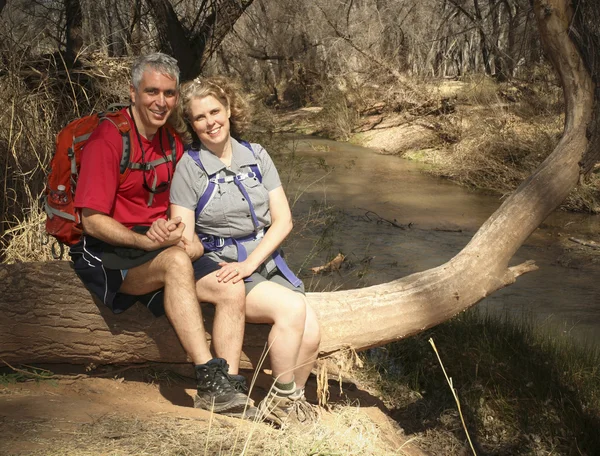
195;272;246;375
119;247;251;415
119;247;212;364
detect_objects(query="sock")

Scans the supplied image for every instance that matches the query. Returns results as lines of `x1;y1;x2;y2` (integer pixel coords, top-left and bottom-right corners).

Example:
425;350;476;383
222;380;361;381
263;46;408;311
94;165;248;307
273;377;296;397
290;386;305;400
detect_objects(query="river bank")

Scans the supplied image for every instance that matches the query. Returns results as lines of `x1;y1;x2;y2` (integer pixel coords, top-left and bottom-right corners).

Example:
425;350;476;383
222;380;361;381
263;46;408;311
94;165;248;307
263;84;600;347
268;77;600;214
256;132;600;454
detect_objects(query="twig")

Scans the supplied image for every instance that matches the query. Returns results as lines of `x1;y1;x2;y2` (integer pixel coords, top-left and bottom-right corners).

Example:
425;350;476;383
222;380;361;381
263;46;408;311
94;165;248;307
1;358;53;380
569;237;600;250
429;338;477;456
360;209;407;229
0;358;151;381
433;227;463;233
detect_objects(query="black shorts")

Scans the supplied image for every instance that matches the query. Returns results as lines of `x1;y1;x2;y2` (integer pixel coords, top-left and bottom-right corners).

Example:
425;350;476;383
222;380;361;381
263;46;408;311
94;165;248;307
70;236;220;317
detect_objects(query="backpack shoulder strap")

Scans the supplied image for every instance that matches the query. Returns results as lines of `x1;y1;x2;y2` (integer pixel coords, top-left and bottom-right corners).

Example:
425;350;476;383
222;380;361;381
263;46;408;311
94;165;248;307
164;123;178;169
99;111;132;176
238;140;263;182
187;148;218;222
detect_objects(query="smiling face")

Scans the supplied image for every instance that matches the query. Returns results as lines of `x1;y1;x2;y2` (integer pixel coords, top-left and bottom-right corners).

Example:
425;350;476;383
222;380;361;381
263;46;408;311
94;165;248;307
188;95;231;152
130;68;178;139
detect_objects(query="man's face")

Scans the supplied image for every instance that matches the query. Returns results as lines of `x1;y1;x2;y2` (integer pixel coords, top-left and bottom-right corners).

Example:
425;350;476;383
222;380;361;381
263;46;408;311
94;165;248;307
130;68;178;138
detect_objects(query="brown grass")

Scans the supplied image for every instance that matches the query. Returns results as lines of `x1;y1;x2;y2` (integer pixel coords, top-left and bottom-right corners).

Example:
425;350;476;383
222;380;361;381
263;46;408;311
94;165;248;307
431;109;562;195
0;52;131;263
2;405;415;456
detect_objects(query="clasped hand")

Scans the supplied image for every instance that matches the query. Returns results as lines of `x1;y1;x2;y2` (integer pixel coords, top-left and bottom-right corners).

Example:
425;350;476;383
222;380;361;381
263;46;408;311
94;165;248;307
146;216;189;250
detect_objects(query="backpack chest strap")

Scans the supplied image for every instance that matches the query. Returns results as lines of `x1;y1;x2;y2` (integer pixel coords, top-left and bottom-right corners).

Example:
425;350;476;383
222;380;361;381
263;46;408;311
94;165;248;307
127;154;174;171
189;148;262;228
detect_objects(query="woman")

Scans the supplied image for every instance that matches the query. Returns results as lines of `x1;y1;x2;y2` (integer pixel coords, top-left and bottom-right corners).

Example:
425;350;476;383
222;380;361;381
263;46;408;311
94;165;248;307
163;76;320;425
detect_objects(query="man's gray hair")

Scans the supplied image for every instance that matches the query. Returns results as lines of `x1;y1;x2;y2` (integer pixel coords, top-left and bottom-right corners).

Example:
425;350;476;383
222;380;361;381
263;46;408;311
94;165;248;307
131;53;180;89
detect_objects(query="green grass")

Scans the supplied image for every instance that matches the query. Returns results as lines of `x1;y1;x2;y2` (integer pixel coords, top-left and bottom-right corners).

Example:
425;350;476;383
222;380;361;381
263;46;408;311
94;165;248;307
0;365;57;385
360;309;600;455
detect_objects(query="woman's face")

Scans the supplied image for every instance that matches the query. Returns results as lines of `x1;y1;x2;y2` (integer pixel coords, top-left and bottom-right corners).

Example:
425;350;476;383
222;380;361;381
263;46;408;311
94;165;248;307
188;95;231;151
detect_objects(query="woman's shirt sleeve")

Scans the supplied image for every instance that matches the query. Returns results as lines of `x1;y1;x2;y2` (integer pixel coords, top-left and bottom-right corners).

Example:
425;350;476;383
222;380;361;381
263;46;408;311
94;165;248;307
253;144;282;192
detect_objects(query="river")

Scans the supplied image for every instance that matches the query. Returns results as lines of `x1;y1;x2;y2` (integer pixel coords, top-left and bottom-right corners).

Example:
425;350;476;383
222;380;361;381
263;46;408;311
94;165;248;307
280;137;600;346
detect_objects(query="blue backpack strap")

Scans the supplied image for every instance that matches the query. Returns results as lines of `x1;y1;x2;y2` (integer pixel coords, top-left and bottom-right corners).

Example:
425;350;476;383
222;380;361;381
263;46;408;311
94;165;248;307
238;140;262;182
187;149;217;222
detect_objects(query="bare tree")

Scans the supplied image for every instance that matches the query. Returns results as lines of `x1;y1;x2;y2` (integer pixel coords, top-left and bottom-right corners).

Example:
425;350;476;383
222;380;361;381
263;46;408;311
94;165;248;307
64;0;83;66
146;0;254;79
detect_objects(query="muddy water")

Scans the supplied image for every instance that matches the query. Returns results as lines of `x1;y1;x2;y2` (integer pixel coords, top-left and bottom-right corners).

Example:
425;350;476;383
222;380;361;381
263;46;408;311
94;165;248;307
281;137;600;346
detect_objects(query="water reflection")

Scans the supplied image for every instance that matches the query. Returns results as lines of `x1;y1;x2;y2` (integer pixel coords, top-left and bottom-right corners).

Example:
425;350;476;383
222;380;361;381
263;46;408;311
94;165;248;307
282;137;600;346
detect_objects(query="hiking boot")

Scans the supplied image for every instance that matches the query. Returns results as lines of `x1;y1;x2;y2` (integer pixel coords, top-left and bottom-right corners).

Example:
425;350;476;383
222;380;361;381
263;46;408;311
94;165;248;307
194;358;255;416
228;373;249;393
257;389;319;428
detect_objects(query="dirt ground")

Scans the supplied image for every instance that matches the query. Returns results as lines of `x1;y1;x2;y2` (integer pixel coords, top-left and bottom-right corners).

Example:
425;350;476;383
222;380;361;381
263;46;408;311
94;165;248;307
0;366;431;456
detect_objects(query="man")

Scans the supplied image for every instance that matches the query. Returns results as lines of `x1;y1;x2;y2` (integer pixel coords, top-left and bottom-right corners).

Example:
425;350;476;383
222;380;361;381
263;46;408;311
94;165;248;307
69;53;252;417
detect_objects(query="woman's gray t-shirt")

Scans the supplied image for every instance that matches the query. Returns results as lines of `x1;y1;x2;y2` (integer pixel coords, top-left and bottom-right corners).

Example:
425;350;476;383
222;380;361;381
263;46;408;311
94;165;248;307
170;138;282;266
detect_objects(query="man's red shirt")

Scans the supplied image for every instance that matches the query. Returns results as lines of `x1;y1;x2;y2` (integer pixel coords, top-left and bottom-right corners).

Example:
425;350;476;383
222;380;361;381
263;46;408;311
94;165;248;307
74;109;184;228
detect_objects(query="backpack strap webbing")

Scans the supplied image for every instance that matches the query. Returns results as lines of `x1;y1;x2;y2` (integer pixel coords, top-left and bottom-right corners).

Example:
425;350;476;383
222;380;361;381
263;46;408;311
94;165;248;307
99;111;133;175
238;140;262;182
188;141;260;222
101;112;178;186
188;149;217;223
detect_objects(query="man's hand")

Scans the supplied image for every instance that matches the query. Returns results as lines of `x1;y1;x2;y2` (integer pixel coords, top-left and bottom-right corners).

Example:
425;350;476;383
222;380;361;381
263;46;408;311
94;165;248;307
160;221;185;247
146;216;182;243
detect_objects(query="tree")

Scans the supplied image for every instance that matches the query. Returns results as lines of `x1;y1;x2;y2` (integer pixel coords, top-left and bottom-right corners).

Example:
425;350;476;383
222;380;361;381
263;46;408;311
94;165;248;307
64;0;83;67
146;0;255;79
0;0;596;368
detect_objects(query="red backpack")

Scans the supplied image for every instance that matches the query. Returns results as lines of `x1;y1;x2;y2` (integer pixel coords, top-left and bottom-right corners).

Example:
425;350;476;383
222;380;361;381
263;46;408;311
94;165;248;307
44;107;176;256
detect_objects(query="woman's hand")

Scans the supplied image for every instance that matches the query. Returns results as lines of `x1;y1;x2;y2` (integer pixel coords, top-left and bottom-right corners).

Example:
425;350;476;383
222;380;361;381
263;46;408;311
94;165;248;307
146;216;182;243
216;261;256;284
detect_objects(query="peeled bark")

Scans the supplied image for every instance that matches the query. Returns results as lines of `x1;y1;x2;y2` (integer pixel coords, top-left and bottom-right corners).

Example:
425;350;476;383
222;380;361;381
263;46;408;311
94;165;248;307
0;0;595;368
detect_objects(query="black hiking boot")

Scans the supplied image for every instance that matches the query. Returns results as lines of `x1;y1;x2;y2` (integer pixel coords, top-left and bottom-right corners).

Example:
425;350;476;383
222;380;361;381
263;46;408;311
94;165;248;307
228;373;249;393
194;358;255;417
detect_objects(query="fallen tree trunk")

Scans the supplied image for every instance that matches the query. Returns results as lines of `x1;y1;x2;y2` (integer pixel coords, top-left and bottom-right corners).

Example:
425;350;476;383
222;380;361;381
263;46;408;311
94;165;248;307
0;258;538;368
0;0;595;368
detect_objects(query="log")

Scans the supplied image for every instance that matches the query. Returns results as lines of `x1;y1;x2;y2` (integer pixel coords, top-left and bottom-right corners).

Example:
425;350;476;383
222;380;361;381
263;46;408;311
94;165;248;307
0;0;595;368
0;258;537;368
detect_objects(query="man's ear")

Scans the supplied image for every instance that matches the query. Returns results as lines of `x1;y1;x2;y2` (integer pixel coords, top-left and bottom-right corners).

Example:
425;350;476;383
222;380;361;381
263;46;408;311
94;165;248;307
129;84;136;105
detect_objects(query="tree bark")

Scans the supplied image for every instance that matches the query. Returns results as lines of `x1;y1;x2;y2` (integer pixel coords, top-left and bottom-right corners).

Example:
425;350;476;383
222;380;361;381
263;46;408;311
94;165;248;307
0;0;594;368
64;0;83;67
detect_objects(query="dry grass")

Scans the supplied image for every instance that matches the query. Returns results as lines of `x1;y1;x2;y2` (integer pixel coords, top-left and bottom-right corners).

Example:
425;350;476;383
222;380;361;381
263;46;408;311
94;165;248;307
2;204;56;263
4;405;413;456
359;309;600;455
431;109;562;195
0;52;131;263
453;75;501;106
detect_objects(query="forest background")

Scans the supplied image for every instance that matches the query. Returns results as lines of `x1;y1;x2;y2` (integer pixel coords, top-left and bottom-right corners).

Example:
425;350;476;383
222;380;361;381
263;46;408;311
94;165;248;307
5;0;599;260
1;1;600;455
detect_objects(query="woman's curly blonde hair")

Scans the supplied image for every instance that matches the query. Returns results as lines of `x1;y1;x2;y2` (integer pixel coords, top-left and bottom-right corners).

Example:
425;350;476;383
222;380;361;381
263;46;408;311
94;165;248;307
170;76;251;145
